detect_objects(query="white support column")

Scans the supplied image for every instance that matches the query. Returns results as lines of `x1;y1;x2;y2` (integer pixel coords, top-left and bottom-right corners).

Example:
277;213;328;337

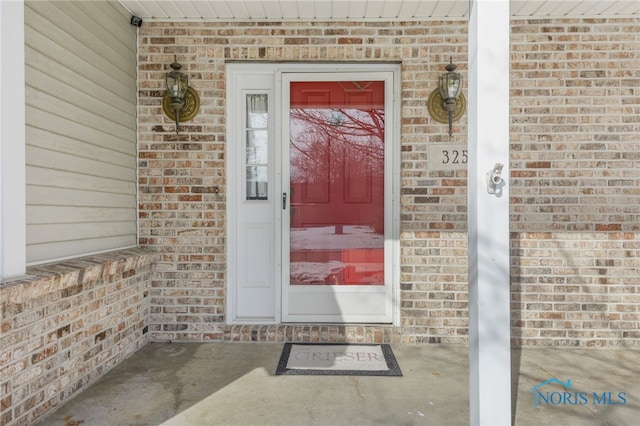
0;0;26;279
467;0;511;425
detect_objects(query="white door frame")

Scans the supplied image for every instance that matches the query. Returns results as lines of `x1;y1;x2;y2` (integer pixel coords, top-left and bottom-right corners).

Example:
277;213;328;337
281;70;398;323
226;62;401;325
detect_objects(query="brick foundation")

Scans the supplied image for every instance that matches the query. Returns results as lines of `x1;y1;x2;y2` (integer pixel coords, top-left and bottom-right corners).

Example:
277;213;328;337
224;324;401;343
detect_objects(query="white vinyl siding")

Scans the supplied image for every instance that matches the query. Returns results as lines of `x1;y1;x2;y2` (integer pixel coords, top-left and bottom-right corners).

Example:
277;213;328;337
25;1;138;263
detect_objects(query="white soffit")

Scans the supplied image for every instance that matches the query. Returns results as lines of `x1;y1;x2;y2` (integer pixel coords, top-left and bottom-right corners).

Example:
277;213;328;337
117;1;640;21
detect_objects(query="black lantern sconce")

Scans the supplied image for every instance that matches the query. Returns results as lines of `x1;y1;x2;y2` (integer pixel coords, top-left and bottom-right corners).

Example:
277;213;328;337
162;57;200;134
427;57;466;139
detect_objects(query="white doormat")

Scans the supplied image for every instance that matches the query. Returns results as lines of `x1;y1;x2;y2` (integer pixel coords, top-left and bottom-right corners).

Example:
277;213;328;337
276;343;402;376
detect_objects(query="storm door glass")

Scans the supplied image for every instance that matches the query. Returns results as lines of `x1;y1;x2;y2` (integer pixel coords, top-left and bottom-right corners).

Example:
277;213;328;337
289;81;385;286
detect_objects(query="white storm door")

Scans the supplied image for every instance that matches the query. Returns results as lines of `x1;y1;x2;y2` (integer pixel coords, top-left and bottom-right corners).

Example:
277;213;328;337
281;71;397;323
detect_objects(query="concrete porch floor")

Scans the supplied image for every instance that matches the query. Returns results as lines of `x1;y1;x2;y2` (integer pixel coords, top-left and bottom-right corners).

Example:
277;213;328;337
38;343;639;426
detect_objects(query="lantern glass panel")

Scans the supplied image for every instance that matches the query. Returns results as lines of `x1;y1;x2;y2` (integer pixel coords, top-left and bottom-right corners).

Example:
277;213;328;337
166;72;188;98
439;73;462;100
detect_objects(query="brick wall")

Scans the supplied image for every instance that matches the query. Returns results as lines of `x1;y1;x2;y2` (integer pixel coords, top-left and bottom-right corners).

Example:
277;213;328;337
137;20;470;344
0;249;154;425
137;18;639;347
510;18;640;346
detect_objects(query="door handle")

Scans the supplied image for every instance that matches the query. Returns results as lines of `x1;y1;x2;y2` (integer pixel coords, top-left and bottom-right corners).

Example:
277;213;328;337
282;193;287;210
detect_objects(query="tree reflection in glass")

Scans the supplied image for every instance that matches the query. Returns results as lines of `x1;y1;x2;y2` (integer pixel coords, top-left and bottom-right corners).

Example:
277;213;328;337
289;81;385;286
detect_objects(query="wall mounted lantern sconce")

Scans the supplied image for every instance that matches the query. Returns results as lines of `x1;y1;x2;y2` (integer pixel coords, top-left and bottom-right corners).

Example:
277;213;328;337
427;57;466;139
162;57;200;134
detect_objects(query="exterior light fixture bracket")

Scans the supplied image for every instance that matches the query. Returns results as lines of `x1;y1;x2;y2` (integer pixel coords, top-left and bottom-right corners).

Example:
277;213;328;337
162;86;200;130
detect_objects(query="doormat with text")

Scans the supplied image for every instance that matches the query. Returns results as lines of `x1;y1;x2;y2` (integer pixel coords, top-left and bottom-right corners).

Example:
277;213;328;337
276;343;402;376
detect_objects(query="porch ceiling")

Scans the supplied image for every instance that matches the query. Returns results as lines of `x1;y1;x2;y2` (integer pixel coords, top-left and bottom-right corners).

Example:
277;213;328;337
118;0;640;21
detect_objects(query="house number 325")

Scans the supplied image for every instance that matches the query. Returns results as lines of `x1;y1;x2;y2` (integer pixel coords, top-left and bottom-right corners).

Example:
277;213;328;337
428;144;468;170
441;149;468;164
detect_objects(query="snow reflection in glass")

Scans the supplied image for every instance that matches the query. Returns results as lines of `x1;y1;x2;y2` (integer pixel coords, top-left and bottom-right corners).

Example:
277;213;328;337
289;81;385;286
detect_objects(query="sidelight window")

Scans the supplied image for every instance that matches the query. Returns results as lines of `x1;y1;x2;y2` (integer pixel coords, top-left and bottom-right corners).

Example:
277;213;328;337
245;93;269;200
